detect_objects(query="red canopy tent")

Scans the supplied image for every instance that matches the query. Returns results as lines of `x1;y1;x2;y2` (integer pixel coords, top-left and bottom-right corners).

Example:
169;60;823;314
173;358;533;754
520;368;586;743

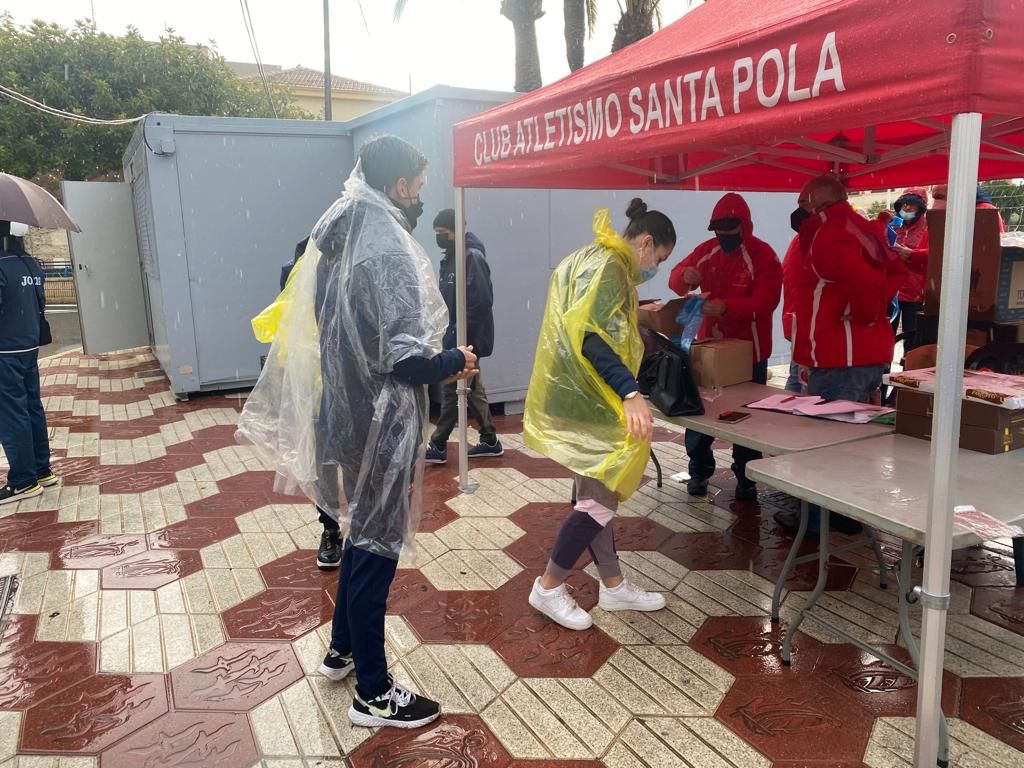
448;2;1024;766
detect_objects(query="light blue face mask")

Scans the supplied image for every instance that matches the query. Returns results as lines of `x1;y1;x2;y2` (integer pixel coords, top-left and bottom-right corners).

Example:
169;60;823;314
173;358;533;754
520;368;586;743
639;262;660;283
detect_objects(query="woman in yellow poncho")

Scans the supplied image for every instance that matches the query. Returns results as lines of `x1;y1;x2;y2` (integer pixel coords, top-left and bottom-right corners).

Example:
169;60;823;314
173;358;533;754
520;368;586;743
524;198;677;631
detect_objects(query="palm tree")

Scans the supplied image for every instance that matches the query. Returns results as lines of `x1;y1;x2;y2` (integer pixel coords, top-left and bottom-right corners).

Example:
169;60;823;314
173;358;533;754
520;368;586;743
393;0;545;93
611;0;663;53
563;0;598;72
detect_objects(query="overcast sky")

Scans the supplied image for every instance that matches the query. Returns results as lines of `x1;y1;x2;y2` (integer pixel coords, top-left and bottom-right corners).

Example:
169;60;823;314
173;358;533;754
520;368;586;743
6;1;701;95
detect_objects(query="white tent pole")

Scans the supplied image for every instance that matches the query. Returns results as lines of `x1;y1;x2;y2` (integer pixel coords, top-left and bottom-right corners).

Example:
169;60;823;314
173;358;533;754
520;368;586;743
913;111;981;768
454;187;472;492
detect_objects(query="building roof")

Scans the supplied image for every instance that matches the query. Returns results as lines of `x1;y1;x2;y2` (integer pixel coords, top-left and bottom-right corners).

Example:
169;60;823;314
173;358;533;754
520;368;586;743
249;66;407;98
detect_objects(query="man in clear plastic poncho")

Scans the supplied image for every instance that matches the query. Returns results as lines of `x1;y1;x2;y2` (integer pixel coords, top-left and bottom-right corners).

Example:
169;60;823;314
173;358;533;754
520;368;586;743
238;135;476;729
523;199;676;631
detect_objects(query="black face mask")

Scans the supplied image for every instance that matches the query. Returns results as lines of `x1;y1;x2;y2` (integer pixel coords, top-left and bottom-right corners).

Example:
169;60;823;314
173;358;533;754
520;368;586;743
715;232;743;252
401;199;424;230
436;233;455;252
790;206;813;233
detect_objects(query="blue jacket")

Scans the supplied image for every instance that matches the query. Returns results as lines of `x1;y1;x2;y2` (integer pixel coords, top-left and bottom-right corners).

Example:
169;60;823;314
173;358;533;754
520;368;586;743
439;232;495;357
0;249;45;354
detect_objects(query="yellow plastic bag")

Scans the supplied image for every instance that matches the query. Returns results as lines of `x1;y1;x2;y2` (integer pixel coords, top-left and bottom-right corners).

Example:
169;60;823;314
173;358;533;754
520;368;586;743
523;208;649;500
251;256;303;343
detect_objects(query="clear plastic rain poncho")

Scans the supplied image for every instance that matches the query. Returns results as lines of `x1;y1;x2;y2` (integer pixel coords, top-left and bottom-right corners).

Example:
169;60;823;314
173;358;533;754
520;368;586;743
236;162;448;560
523;208;649;501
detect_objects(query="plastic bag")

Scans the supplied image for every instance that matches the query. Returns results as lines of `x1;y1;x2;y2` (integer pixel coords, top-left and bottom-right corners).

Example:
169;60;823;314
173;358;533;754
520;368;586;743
522;208;650;501
673;296;706;351
236;162;447;561
250;253;306;343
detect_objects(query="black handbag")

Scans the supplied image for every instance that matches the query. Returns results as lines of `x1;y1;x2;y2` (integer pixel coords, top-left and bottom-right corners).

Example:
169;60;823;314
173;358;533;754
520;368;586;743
18;255;51;347
640;331;704;418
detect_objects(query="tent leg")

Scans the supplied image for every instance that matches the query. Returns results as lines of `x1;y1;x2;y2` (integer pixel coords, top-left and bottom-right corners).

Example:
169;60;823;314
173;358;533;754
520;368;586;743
454;188;476;494
913;112;981;768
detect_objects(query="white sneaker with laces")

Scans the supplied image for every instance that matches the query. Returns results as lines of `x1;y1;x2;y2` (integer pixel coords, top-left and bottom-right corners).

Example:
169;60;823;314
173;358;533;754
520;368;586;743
598;579;667;612
528;577;593;631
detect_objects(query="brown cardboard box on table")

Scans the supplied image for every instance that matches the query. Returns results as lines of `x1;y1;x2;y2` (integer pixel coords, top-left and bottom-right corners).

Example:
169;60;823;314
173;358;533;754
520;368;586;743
924;209;1003;319
690;339;753;388
637;298;688;337
894;388;1024;454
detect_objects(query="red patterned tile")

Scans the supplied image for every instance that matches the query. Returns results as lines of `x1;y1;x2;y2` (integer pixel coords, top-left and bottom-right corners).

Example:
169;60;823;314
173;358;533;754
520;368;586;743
960;676;1024;752
101;549;203;589
100;711;258;768
0;633;96;709
750;549;859;593
133;454;206;474
261;549;337;590
21;673;169;754
216;471;306;503
384;570;439;615
492;449;574;479
971;587;1024;636
61;463;136;488
717;676;874;763
50;456;101;480
508;502;578;541
816;643;961;718
51;533;148;569
222;589;332;641
0;511;58;549
100;471;177;494
405;590;515;644
490;613;618;678
45;414;105;432
184;492;270;518
609;517;672;551
497;569;598;613
658;531;762;570
419;492;459;534
96;391;152;405
190;425;240;443
949;545;1019;588
690;616;823;676
148;517;239;550
169;641;303;711
89;422;164;440
507;763;603;768
165;438;241;455
350;714;512;768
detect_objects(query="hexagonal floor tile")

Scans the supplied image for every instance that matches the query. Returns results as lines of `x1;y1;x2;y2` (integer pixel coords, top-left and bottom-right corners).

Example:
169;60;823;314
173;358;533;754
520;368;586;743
950;545;1019;588
99;711;258;768
658;531;762;570
383;570;439;615
490;612;618;678
971;587;1024;636
170;641;304;711
609;517;673;551
0;511;58;549
405;590;516;644
20;673;169;754
50;533;148;570
147;517;240;550
717;675;874;764
5;520;98;554
261;549;337;590
960;676;1024;753
184;492;270;518
0;616;97;710
349;714;512;768
690;616;824;676
816;642;961;718
101;549;203;590
100;472;177;495
222;589;332;641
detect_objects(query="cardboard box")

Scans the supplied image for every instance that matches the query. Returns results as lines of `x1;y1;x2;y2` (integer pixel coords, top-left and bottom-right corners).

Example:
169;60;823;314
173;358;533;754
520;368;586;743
637;298;688;337
690;339;753;388
894;389;1024;453
924;209;1003;319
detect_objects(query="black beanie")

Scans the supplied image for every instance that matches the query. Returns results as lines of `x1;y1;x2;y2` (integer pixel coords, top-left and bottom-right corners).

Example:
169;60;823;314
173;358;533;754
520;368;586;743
433;208;455;230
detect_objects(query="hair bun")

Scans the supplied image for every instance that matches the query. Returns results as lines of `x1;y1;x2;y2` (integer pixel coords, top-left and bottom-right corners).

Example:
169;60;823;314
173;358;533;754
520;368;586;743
625;198;648;220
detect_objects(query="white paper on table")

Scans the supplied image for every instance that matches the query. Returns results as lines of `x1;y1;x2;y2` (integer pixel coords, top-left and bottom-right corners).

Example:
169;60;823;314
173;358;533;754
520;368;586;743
745;394;822;412
793;400;894;417
954;505;1024;540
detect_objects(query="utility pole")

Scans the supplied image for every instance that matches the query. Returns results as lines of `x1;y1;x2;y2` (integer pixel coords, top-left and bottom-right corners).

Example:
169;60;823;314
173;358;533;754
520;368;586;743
323;0;332;121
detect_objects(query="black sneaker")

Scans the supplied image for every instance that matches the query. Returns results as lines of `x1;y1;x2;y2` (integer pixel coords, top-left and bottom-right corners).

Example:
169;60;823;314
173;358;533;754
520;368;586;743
0;483;43;506
686;477;709;497
318;648;354;681
468;438;504;458
734;482;758;502
317;528;342;569
37;471;60;488
425;442;447;465
348;677;441;729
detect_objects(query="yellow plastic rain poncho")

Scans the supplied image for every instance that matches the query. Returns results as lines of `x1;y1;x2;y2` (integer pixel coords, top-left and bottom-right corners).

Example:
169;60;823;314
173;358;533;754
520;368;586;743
523;208;649;500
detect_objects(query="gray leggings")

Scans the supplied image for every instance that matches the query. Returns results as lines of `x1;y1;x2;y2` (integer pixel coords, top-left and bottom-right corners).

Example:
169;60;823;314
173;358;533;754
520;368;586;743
547;474;622;581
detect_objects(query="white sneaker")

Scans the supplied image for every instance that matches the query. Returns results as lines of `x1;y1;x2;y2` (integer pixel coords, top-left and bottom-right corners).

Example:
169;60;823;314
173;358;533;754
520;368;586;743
528;577;593;631
598;580;667;612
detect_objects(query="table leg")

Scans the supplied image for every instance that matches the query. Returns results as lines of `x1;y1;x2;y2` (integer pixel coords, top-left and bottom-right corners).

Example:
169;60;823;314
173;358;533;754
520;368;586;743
782;509;830;665
865;525;890;589
897;540;950;767
1013;537;1024;587
772;500;810;623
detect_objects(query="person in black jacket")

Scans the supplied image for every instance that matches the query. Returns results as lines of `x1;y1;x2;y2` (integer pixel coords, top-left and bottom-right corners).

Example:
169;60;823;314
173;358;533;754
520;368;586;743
279;234;342;570
425;209;501;463
0;221;58;505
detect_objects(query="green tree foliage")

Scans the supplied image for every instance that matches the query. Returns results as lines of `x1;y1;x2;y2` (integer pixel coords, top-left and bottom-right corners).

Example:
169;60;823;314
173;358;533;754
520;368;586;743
981;179;1024;230
0;15;307;182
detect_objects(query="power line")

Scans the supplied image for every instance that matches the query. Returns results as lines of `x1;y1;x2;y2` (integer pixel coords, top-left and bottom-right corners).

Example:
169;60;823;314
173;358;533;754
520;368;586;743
0;83;145;125
239;0;278;118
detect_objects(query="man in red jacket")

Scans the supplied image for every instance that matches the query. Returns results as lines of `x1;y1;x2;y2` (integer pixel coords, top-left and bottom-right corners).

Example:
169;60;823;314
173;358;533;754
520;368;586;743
669;193;782;500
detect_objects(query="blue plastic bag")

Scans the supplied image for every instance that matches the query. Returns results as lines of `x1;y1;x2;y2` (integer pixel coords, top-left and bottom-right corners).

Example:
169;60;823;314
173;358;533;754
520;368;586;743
673;296;706;351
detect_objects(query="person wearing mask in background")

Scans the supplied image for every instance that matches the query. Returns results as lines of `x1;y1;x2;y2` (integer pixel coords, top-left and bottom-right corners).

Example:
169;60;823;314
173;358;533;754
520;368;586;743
932;183;1007;232
783;191;814;394
890;187;930;352
669;193;783;501
279;234;343;570
241;135;478;729
425;208;501;463
0;221;58;505
523;199;674;630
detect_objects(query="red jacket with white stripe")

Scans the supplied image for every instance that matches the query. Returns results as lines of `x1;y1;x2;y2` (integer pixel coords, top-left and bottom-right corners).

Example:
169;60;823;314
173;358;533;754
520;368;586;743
781;235;801;342
791;201;905;369
668;193;782;363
